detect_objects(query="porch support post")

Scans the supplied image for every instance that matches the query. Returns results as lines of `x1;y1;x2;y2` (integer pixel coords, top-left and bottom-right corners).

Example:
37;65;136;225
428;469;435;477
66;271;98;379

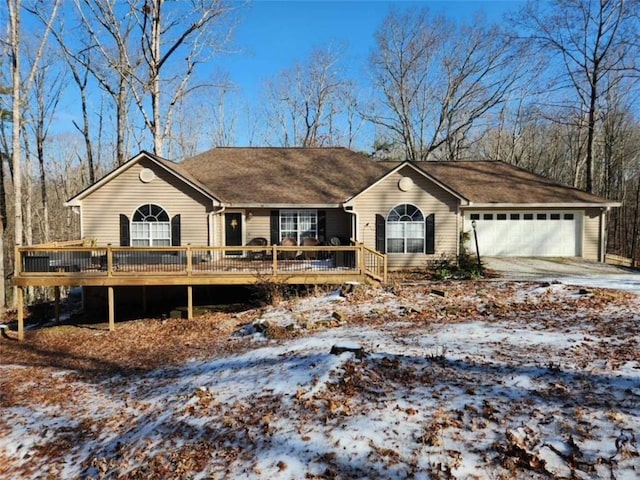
17;287;24;341
383;255;388;285
272;245;278;274
108;286;115;331
54;286;61;325
187;285;193;320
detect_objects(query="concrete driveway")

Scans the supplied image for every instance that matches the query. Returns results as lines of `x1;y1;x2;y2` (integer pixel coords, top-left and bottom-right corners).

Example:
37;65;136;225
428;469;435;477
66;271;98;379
483;257;640;294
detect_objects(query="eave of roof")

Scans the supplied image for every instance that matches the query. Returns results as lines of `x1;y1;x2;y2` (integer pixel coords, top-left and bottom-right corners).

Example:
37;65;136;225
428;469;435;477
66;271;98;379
463;202;622;208
417;160;616;206
65;149;619;211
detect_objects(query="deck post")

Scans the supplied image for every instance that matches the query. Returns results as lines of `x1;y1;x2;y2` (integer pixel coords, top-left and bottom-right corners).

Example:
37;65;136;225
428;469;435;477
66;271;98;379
187;285;193;320
383;254;388;284
17;287;24;341
106;244;113;277
108;286;115;331
186;245;192;275
54;286;61;324
272;245;278;274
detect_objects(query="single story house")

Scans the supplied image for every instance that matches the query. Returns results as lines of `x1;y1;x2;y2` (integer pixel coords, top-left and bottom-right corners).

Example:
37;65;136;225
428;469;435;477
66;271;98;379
65;147;620;269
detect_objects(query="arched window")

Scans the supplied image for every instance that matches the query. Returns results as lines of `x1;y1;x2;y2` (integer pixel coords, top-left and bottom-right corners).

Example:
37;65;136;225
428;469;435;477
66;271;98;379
131;204;171;246
386;204;424;253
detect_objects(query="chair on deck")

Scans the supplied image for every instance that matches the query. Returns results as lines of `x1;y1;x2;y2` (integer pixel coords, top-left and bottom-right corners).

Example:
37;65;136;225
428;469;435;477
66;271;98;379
279;236;297;260
302;237;320;260
246;237;269;260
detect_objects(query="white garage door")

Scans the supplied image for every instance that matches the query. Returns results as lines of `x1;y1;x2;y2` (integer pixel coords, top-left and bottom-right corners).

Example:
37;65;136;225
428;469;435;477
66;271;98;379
465;211;581;257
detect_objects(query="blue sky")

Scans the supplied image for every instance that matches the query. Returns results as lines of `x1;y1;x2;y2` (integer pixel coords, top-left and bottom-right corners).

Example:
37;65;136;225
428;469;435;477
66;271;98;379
47;1;528;152
212;0;526;147
225;1;524;104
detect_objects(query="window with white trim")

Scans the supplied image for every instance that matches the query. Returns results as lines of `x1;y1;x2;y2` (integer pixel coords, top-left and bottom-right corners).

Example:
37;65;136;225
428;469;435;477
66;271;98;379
386;204;424;253
280;210;317;244
131;204;171;246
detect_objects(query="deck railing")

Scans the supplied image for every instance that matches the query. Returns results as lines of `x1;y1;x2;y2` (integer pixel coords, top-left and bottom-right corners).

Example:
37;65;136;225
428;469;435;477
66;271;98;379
15;243;386;283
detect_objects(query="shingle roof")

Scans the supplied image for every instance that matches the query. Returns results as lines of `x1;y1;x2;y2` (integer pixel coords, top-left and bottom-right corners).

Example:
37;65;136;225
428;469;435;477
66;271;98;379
174;148;616;206
145;151;219;201
179;147;390;205
416;161;615;205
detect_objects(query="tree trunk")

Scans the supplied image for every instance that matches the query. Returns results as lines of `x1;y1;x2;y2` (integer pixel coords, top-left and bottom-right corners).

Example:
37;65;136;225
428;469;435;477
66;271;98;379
0;155;6;308
151;0;163;156
22;133;33;246
116;79;127;165
631;176;640;268
37;130;49;243
8;0;23;248
71;64;95;183
585;81;597;194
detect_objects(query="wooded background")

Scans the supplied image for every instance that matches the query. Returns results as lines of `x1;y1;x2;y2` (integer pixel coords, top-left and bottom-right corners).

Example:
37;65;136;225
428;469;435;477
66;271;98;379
1;0;639;307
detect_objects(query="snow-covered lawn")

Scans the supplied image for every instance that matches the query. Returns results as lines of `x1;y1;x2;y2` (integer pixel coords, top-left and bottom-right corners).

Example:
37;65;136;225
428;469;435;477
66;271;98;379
1;281;639;479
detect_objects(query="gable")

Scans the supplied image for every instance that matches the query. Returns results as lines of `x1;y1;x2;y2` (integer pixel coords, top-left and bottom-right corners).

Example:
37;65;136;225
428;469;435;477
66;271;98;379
351;164;462;213
76;158;216;246
346;161;467;206
65;151;220;207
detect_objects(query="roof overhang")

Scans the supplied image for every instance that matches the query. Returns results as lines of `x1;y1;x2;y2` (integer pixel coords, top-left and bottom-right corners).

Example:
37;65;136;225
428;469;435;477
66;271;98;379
462;202;622;209
226;203;341;209
64;151;222;207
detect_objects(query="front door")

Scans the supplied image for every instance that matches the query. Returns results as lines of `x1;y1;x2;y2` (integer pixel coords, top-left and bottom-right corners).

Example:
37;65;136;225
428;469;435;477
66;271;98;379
225;212;243;255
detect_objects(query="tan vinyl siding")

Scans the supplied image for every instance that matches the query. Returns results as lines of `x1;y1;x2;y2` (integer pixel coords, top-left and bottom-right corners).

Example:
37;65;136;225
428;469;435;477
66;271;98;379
81;158;212;246
583;208;602;261
352;166;459;270
245;209;271;243
214;208;352;247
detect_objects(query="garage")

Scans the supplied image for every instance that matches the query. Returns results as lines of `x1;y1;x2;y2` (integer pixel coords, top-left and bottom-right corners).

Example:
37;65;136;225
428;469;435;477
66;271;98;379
465;211;581;257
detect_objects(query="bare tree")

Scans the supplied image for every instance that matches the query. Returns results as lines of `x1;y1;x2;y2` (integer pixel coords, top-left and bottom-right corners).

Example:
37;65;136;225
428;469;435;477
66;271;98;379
512;0;638;193
24;58;65;243
128;0;235;156
209;79;237;148
68;53;97;184
71;0;140;166
5;0;60;252
367;9;518;161
261;45;353;147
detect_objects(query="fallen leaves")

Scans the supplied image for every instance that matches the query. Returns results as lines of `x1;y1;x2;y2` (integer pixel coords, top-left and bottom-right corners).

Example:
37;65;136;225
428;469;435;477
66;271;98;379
1;281;639;479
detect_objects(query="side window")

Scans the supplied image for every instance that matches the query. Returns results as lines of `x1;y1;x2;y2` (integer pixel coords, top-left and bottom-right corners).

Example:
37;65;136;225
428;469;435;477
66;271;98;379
386;204;425;254
279;210;317;244
131;204;171;246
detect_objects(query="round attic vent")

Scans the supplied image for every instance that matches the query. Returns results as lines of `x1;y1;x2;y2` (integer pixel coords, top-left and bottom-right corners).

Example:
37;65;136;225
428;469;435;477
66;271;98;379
398;176;414;192
139;168;156;183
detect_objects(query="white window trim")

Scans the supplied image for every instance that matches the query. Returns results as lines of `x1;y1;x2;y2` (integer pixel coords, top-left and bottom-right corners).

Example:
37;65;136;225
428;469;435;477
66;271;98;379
279;209;318;244
386;204;425;254
131;203;171;247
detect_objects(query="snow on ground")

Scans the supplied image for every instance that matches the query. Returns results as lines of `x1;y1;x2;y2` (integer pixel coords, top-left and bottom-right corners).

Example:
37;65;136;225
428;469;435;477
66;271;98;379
1;281;639;479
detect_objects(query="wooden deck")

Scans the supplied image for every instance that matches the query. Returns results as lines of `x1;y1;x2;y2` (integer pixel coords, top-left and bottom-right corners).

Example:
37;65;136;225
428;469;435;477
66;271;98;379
13;243;387;340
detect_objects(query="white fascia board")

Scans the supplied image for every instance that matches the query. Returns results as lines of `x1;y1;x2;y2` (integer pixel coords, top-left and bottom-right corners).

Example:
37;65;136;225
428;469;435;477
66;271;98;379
345;161;469;205
463;202;622;209
228;203;341;209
